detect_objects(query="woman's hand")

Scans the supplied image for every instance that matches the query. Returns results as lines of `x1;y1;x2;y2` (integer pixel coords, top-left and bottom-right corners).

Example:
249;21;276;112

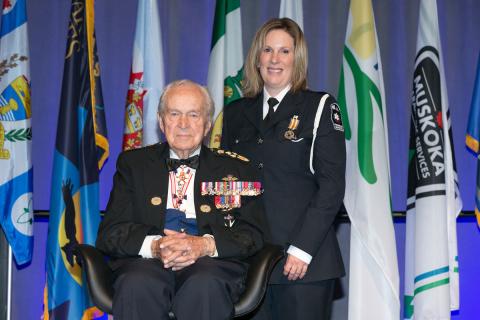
283;253;308;281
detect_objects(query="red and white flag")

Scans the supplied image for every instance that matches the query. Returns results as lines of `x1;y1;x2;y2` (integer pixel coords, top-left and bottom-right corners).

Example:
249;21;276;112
123;0;165;150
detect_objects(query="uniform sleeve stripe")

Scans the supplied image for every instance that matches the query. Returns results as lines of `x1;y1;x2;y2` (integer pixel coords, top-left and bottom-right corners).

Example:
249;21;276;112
309;94;329;174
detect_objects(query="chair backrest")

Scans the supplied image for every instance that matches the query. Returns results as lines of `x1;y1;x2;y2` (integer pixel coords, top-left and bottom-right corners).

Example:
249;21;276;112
74;244;114;314
234;243;284;316
75;243;284;318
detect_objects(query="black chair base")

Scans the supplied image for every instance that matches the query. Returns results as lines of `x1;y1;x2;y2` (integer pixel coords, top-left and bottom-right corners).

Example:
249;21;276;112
74;243;284;318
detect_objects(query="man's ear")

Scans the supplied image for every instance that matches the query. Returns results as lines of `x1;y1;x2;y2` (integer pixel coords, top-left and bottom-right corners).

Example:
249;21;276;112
158;113;165;133
204;120;212;137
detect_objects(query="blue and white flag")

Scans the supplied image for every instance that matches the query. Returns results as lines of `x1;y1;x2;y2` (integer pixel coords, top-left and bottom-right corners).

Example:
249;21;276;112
404;0;462;318
0;0;33;266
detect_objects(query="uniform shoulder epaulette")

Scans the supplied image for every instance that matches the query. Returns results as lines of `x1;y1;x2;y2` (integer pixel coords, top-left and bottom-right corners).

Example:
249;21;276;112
213;149;249;162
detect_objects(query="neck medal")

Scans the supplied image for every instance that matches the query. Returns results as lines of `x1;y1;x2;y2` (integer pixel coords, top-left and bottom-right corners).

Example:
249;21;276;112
170;165;193;210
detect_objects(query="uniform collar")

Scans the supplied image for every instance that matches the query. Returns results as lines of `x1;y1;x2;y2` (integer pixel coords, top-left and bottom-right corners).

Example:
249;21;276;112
262;85;291;117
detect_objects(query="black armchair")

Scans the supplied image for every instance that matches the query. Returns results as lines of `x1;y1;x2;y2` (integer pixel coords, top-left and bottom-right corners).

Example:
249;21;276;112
74;243;284;318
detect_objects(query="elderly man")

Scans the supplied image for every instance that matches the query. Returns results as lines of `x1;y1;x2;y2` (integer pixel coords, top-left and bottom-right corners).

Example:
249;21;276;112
96;80;267;320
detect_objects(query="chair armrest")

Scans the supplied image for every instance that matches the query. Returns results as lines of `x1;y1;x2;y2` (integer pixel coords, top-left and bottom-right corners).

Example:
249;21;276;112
74;244;114;314
234;243;284;317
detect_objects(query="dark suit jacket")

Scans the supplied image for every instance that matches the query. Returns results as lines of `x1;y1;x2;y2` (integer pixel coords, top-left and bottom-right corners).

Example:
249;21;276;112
221;90;346;284
96;143;267;269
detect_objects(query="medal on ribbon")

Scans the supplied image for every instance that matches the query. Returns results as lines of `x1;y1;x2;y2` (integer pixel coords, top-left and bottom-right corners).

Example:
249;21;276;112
170;166;194;211
284;115;299;140
201;175;262;228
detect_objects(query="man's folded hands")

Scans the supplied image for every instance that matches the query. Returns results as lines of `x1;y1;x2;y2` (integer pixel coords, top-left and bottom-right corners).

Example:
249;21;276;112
151;229;216;271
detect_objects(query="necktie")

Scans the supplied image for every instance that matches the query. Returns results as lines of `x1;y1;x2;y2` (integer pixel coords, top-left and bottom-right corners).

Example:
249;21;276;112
264;97;279;124
166;155;200;171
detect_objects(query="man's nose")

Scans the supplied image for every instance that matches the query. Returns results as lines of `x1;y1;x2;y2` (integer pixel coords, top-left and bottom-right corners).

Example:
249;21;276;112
178;114;189;128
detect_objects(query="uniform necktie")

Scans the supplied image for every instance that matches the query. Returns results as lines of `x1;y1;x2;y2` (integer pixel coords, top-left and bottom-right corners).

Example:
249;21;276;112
264;97;279;123
166;155;199;171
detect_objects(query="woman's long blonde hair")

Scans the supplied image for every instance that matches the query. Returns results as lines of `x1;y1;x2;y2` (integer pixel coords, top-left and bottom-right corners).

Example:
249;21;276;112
243;18;308;97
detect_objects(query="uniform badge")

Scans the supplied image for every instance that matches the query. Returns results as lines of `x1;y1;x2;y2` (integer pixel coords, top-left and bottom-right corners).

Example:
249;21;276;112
284;115;300;140
330;103;344;132
200;204;211;213
222;174;238;182
214;149;249;162
150;196;162;206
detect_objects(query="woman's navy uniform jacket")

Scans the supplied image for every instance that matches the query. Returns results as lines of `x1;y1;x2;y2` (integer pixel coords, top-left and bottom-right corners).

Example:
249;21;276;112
221;90;346;284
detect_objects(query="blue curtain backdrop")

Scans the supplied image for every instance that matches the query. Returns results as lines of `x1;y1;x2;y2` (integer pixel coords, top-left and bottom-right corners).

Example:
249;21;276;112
7;0;480;319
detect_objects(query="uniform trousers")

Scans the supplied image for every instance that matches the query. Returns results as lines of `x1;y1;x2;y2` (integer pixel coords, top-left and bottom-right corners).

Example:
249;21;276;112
112;257;247;320
246;279;335;320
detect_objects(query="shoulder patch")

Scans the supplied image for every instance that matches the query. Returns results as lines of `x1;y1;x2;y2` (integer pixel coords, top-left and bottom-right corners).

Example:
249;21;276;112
213;149;250;162
330;103;344;132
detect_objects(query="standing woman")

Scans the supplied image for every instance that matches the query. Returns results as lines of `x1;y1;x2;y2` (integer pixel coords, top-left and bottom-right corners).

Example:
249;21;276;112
221;18;346;320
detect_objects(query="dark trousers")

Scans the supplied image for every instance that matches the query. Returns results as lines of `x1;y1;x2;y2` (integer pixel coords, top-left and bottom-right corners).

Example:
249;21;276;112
246;279;335;320
112;257;247;320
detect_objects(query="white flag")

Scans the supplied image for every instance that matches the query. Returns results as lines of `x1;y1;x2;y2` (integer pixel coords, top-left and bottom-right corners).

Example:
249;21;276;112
279;0;303;30
404;0;462;318
337;0;400;319
207;0;243;148
122;0;165;150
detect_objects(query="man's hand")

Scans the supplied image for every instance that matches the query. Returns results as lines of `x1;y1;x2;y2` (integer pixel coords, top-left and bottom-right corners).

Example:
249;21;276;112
283;254;308;281
152;229;216;271
151;230;187;263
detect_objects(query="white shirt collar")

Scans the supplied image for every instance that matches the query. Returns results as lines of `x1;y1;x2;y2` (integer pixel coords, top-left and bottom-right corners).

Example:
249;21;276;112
169;146;201;160
262;85;292;119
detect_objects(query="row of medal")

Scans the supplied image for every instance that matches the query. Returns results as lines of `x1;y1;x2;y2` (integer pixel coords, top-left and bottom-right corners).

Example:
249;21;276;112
214;195;241;211
201;181;262;196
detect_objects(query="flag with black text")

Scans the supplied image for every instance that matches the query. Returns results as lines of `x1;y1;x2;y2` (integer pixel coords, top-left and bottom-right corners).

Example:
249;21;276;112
404;0;462;318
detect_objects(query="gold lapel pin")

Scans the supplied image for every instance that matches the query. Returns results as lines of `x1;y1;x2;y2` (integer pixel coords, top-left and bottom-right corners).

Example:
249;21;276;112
151;197;162;206
200;204;212;213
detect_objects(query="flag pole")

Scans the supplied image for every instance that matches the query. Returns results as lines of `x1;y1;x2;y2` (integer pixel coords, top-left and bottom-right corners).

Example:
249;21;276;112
0;232;8;320
6;246;11;320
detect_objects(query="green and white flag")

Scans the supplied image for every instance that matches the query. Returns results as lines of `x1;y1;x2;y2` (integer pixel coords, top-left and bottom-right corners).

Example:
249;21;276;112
279;0;303;30
337;0;400;319
404;0;462;318
207;0;243;148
